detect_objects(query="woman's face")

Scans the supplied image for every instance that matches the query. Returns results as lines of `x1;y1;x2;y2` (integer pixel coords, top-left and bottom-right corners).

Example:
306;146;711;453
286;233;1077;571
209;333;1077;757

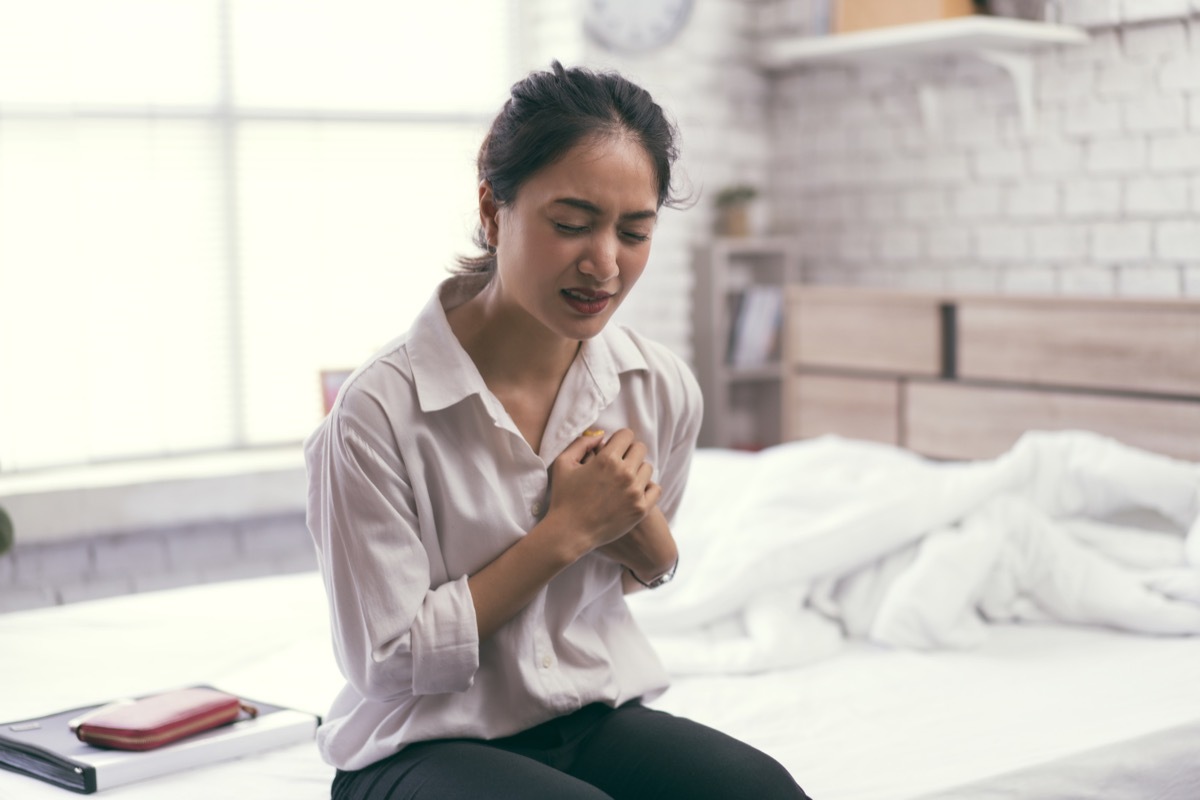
482;133;659;342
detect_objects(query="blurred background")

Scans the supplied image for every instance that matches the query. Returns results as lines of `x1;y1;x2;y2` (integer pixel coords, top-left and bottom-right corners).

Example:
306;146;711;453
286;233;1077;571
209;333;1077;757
1;0;1197;608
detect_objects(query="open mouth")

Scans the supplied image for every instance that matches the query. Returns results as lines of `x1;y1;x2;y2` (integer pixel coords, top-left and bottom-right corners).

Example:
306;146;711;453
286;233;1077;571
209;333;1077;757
561;288;614;315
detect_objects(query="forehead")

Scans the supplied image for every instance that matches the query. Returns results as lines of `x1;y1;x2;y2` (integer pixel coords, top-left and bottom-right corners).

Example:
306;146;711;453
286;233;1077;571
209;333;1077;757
523;133;658;210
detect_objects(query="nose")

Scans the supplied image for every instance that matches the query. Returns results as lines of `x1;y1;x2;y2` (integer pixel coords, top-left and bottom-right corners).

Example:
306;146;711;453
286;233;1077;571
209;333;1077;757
577;232;619;284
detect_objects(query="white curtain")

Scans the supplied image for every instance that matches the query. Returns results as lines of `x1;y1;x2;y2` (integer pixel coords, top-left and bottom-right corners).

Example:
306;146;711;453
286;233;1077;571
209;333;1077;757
0;0;516;471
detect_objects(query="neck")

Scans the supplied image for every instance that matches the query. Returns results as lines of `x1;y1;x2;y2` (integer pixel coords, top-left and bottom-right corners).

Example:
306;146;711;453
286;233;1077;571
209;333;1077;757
447;278;581;388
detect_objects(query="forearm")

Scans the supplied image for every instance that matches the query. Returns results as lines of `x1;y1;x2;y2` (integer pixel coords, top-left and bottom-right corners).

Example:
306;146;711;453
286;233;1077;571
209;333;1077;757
469;427;665;636
466;511;590;641
598;505;677;589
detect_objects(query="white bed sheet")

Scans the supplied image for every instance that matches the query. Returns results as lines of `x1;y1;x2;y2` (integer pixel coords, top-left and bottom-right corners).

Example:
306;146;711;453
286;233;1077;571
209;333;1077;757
655;624;1200;799
3;571;1200;800
0;573;340;800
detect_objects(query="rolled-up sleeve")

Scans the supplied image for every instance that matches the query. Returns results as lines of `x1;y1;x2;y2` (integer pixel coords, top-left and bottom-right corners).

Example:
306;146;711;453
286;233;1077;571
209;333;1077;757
407;574;480;694
306;394;480;700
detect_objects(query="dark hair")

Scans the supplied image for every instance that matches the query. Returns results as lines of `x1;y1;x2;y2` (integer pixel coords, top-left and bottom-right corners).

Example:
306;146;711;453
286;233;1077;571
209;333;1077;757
456;61;684;274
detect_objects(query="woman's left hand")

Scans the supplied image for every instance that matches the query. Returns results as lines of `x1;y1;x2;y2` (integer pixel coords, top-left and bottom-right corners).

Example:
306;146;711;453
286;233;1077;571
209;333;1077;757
596;503;678;592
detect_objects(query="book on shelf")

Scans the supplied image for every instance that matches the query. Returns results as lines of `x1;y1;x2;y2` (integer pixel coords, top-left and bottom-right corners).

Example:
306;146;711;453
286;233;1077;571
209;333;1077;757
0;686;319;794
727;285;784;369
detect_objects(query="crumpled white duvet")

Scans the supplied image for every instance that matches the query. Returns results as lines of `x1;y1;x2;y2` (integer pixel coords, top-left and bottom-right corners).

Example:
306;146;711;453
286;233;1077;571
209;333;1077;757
628;431;1200;674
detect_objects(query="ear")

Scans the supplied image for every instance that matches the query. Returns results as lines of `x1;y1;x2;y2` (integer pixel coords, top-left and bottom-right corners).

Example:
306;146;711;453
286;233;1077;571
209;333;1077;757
479;180;501;249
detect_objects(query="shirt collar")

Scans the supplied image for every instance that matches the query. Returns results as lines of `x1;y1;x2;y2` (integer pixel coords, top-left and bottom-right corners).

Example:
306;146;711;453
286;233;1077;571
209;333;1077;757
408;274;492;414
407;274;651;415
577;315;650;406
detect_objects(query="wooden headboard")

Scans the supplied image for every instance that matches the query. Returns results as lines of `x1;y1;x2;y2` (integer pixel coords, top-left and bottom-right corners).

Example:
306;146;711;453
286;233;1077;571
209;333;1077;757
781;286;1200;462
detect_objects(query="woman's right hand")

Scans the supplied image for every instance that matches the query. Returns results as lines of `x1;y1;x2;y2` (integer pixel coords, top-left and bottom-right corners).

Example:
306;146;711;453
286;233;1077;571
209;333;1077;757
546;428;662;553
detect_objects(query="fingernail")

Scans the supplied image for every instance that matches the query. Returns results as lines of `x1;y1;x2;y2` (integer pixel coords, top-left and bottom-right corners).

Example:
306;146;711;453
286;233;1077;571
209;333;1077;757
583;429;604;437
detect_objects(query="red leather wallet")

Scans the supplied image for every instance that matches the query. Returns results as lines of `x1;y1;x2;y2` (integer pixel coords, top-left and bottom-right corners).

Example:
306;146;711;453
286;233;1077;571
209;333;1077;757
73;688;256;751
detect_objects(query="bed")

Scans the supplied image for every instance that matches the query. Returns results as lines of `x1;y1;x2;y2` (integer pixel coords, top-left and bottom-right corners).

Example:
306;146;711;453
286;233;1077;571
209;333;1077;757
2;287;1199;799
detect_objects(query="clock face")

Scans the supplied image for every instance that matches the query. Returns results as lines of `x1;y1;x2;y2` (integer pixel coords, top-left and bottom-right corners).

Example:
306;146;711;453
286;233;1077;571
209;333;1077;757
584;0;695;54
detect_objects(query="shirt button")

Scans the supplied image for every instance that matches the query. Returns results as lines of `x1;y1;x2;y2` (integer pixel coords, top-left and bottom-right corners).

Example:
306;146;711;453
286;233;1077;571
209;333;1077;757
541;654;553;669
531;501;542;516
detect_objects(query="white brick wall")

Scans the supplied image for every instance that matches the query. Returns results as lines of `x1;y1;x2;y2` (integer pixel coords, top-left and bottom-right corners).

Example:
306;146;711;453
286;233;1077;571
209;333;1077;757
1032;224;1089;260
1122;0;1193;25
1159;220;1200;256
1061;0;1192;27
1118;264;1184;294
1060;264;1118;294
1187;265;1200;291
92;533;169;577
1094;221;1154;259
1;513;313;612
1087;137;1147;173
759;10;1200;299
1150;133;1200;168
1004;184;1060;218
1002;266;1058;293
1061;0;1121;27
1064;179;1123;216
1126;176;1190;213
1063;98;1123;137
1160;52;1200;90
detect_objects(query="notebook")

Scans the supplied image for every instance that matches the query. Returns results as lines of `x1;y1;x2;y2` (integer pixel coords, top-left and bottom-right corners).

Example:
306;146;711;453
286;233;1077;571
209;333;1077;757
0;686;319;794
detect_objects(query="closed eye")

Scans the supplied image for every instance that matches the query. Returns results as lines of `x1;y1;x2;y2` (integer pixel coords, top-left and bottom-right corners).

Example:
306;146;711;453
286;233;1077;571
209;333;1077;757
555;222;588;235
622;230;651;243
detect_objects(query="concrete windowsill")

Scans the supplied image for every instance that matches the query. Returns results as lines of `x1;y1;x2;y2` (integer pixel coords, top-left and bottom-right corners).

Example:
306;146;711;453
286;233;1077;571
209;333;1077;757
0;448;308;545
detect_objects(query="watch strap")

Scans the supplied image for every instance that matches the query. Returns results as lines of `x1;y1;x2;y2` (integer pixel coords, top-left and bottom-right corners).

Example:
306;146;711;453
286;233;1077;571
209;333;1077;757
631;557;678;590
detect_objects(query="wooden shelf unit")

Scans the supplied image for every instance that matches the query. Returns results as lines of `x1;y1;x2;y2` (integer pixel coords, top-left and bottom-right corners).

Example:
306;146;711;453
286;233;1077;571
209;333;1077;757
691;237;800;450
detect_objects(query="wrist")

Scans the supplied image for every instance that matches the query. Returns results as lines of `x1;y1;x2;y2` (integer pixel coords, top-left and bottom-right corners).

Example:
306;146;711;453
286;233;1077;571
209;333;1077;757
531;509;593;568
629;556;679;590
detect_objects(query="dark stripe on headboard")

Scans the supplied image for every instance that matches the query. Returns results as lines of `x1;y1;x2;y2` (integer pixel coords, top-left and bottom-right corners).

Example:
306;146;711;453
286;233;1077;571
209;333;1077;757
939;302;957;380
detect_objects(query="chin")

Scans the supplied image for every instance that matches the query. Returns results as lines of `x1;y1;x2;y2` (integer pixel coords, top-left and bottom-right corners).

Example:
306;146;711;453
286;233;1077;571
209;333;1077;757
567;322;608;341
555;314;611;342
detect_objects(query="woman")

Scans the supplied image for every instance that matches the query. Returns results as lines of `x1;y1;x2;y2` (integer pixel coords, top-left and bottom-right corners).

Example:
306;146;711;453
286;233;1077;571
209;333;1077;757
306;61;810;800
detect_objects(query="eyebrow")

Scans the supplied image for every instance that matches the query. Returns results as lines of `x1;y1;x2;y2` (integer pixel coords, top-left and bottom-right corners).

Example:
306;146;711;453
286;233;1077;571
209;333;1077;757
553;197;657;222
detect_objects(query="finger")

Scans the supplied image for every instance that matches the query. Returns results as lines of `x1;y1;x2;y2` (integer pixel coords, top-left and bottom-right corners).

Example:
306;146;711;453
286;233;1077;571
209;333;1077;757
561;429;606;464
580;428;605;463
625;441;649;468
635;461;655;490
599;428;636;458
644;480;663;508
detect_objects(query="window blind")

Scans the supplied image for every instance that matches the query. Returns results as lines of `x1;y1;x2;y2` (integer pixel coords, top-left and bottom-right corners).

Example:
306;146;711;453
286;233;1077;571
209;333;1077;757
0;0;516;472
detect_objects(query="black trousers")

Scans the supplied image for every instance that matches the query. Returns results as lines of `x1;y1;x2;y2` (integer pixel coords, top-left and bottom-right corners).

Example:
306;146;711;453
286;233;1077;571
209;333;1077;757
331;702;811;800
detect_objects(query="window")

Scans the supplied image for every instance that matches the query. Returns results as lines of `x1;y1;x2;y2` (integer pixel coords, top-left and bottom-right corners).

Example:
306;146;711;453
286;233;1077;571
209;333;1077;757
0;0;517;472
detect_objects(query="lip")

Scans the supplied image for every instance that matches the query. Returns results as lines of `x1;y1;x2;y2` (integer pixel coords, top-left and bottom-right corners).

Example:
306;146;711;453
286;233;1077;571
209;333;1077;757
561;288;615;315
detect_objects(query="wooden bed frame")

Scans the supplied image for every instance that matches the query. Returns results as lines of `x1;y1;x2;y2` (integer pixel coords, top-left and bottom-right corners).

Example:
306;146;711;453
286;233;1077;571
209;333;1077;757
781;286;1200;462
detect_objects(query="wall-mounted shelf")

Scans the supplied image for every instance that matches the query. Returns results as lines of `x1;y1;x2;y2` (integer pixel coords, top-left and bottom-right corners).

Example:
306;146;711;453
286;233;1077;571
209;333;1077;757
757;16;1090;135
758;16;1087;68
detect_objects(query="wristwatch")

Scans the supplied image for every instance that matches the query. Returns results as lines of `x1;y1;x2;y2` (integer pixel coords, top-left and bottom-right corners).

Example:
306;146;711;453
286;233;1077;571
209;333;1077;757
631;557;678;590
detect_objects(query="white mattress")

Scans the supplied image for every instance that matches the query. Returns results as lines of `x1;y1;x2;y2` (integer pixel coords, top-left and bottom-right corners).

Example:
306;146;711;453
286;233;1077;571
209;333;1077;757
2;571;1199;799
655;625;1200;799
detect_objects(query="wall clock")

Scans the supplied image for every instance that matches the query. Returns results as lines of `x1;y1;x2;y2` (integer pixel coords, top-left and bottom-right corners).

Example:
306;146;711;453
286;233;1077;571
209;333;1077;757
584;0;695;54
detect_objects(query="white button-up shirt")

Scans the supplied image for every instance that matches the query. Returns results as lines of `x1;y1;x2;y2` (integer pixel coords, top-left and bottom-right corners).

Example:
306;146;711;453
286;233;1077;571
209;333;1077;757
304;275;703;771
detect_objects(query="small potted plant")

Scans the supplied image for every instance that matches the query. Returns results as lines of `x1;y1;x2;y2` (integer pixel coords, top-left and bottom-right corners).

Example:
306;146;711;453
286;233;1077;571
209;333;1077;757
714;184;759;237
0;504;12;557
